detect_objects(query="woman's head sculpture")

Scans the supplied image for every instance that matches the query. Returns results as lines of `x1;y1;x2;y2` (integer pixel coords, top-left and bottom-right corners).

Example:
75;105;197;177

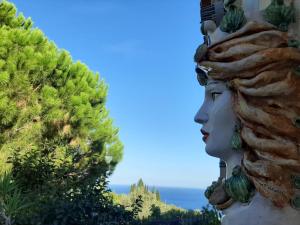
195;0;300;211
194;75;239;160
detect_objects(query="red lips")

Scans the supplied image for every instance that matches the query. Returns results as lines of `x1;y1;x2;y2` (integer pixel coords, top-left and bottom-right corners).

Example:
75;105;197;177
201;129;209;142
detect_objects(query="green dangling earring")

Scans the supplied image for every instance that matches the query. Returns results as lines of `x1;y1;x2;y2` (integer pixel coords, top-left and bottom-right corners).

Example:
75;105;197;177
225;166;255;203
231;124;242;151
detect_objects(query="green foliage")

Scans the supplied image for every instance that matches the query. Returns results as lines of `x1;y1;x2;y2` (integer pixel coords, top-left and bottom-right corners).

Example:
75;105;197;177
114;179;184;219
0;0;32;29
0;0;123;185
149;204;161;219
0;173;29;225
155;190;160;201
113;180;221;225
200;206;222;225
0;1;127;224
15;175;136;225
130;184;137;193
263;0;295;32
131;195;144;220
142;206;220;225
138;178;145;189
11;147;56;190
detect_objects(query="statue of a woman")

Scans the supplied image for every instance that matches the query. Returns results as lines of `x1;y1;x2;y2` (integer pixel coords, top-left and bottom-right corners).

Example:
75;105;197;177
195;0;300;224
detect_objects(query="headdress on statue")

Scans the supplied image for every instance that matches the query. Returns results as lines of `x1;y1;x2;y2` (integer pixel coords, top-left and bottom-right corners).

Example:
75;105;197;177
198;0;297;47
196;0;300;209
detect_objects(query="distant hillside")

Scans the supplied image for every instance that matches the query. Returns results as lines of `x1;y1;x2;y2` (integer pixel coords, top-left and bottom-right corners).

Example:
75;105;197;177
111;179;221;225
110;184;208;210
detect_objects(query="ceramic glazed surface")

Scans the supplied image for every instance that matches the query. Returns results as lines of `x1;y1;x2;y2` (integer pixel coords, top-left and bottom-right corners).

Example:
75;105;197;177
196;0;300;224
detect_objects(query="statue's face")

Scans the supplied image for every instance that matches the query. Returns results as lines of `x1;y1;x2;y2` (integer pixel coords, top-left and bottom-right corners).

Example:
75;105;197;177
194;78;238;160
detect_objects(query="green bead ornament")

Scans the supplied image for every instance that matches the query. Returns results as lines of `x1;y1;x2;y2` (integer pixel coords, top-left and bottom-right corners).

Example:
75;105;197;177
291;196;300;210
225;166;255;203
291;175;300;189
292;175;300;189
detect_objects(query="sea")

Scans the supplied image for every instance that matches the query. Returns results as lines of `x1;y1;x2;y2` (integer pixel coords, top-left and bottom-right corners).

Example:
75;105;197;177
109;185;208;210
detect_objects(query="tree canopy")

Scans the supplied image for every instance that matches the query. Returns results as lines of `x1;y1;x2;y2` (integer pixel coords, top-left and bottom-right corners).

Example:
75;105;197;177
0;0;123;182
0;0;125;223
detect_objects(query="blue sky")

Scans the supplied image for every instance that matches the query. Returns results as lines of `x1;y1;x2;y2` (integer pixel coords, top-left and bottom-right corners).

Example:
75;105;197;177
12;0;220;188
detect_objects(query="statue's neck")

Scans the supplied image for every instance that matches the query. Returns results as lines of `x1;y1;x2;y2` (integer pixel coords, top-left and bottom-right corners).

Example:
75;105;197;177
223;151;243;179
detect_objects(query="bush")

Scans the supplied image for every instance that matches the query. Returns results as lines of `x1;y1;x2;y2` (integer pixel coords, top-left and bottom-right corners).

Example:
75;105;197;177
16;175;136;225
0;173;29;225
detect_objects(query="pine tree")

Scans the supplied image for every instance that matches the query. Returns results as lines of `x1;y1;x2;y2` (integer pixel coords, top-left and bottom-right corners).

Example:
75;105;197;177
130;184;136;193
137;178;144;189
0;0;123;190
155;190;161;201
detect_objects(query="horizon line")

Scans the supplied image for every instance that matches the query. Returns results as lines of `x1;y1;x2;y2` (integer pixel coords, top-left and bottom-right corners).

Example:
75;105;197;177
109;183;205;190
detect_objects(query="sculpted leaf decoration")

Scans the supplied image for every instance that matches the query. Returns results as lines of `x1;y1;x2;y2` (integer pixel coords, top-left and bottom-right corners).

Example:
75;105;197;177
220;5;247;33
263;0;295;32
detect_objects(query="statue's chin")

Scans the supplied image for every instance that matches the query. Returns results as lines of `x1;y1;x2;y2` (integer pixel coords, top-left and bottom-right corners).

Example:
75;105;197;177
205;146;224;159
205;140;231;159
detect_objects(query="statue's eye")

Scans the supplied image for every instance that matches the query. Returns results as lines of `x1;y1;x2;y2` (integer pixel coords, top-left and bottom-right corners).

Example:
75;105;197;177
211;92;221;101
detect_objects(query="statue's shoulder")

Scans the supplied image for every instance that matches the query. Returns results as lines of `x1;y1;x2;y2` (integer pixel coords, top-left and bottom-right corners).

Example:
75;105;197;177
222;193;300;225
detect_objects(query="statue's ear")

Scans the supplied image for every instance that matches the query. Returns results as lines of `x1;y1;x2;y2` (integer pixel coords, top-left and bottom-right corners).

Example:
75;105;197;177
195;65;209;86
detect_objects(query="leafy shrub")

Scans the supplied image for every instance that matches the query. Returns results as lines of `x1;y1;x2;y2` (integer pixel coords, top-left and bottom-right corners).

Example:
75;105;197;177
15;175;138;225
0;173;29;225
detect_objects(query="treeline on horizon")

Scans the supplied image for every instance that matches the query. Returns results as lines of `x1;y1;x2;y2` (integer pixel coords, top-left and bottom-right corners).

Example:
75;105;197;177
0;1;220;224
113;179;221;225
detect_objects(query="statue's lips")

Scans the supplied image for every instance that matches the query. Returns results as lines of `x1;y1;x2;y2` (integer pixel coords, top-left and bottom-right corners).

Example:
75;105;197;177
201;129;209;142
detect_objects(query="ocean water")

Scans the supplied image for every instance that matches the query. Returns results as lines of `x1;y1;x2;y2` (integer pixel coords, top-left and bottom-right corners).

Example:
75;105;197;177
109;185;208;210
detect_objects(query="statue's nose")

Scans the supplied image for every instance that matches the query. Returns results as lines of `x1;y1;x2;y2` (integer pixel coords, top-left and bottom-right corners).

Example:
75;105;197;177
194;106;208;124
